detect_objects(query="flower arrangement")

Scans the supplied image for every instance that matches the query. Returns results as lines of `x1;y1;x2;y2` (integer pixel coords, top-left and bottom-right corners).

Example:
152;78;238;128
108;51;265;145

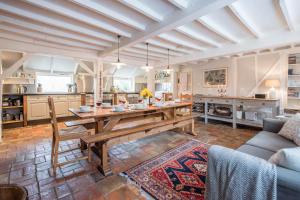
140;88;153;98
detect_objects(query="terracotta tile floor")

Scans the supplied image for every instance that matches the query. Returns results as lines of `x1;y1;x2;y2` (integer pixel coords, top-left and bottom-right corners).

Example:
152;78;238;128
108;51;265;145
0;120;257;200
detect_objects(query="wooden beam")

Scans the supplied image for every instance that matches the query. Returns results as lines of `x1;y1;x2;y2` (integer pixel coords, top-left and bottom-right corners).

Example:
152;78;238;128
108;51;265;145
94;59;104;103
70;0;145;31
159;29;300;66
227;5;261;38
24;0;131;37
74;63;79;75
76;60;94;75
3;53;31;78
278;0;295;31
118;0;163;22
0;38;98;60
101;0;237;56
0;24;105;51
0;15;112;47
198;18;239;43
0;1;116;42
176;26;221;47
0;51;3;142
168;0;189;9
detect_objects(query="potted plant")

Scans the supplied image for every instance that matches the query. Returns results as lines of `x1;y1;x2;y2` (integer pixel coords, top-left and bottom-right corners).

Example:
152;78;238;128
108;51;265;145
140;88;153;106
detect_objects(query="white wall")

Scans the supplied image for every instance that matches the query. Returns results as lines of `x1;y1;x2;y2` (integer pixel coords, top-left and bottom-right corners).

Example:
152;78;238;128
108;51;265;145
180;52;288;106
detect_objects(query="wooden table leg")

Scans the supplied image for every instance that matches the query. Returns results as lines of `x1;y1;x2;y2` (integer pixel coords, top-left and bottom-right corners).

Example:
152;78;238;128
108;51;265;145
99;141;112;176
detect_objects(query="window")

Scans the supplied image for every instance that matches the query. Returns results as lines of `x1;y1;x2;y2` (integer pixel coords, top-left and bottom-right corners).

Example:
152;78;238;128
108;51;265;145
113;77;134;92
36;74;73;93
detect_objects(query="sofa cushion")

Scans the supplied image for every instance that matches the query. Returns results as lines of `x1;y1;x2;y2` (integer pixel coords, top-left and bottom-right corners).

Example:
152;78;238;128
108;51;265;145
246;131;297;152
278;117;300;143
237;144;275;160
269;147;300;172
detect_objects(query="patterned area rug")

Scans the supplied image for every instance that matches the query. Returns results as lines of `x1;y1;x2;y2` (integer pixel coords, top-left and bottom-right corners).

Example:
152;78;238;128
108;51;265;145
125;140;208;200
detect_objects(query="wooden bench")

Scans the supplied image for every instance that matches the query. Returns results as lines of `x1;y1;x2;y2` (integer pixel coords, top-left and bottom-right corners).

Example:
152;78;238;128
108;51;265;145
65;118;95;129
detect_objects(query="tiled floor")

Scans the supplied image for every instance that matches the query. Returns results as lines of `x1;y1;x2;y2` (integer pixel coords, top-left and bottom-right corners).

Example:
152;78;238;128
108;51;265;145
0;120;257;200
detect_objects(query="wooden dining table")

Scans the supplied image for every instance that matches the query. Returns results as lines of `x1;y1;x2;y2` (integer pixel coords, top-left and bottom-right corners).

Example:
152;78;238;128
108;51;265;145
69;102;195;175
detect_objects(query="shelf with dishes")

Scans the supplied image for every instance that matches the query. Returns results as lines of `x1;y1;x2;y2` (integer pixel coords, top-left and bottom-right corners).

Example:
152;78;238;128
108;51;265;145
2;94;26;126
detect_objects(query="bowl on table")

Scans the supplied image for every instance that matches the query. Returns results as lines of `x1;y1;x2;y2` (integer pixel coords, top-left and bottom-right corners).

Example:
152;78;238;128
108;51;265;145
134;104;146;110
174;98;181;103
154;102;164;107
79;106;91;113
112;105;125;112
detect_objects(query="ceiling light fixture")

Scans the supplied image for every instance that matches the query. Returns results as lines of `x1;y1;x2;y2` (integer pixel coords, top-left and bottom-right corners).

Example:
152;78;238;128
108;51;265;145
141;43;153;72
164;48;173;73
111;35;126;69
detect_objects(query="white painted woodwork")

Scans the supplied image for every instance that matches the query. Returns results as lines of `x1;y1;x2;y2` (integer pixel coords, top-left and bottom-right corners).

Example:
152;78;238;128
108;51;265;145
70;0;146;31
77;60;95;75
101;0;237;56
94;60;104;103
27;101;49;120
278;0;295;31
3;53;31;78
0;16;112;48
168;0;189;9
228;4;261;38
118;0;164;22
24;0;131;38
0;2;116;42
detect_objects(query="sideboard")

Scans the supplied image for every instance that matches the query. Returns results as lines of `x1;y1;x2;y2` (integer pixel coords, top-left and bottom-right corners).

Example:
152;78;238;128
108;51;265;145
193;95;280;128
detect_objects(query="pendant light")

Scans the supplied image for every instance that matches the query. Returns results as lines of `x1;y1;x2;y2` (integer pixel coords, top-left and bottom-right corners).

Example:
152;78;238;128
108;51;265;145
164;48;173;73
111;35;126;69
141;43;153;72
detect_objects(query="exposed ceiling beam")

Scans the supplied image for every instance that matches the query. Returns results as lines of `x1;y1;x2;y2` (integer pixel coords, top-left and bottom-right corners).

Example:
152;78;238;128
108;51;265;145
168;0;189;9
198;18;239;43
100;0;237;56
3;53;31;78
133;44;184;56
0;2;116;42
0;38;98;60
70;0;145;31
125;48;168;59
159;29;300;66
176;25;221;47
228;5;261;38
74;63;79;74
278;0;295;31
146;39;193;54
158;33;205;51
24;0;131;37
118;0;164;22
0;15;112;47
76;59;94;75
0;25;104;51
114;51;161;61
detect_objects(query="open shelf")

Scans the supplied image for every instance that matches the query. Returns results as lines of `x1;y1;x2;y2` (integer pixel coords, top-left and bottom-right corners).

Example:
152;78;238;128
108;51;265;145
2;120;24;124
2;105;23;109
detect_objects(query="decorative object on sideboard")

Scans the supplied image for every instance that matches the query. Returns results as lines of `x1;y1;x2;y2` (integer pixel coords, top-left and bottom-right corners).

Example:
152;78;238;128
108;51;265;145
265;79;280;99
204;68;227;87
217;85;227;97
37;83;43;93
255;94;266;99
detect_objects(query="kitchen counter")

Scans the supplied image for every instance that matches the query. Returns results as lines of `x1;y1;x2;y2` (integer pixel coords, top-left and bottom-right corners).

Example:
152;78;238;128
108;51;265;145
3;92;86;96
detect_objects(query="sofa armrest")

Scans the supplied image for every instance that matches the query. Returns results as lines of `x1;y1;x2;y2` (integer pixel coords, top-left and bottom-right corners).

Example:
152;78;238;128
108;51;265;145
263;118;286;133
277;166;300;194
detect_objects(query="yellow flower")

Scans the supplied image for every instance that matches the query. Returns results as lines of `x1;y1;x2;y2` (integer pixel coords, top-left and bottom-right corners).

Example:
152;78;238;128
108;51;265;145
140;88;153;98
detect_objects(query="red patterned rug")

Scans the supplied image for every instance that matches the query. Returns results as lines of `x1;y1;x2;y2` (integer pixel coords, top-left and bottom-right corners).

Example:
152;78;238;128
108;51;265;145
125;140;208;200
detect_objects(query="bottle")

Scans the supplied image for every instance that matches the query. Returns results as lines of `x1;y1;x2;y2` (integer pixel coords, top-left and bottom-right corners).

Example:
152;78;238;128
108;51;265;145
20;112;24;121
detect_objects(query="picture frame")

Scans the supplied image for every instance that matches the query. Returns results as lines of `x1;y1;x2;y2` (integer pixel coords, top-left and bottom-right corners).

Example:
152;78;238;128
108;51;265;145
203;68;227;87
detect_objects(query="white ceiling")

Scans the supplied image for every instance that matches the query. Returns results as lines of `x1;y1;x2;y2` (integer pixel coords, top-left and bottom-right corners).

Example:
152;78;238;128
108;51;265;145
0;0;300;68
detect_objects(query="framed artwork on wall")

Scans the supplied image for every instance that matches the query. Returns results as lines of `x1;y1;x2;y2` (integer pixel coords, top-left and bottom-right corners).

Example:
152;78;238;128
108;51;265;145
203;68;227;87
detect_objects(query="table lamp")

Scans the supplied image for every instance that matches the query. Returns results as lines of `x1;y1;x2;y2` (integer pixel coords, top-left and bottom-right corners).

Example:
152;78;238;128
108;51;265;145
265;79;280;99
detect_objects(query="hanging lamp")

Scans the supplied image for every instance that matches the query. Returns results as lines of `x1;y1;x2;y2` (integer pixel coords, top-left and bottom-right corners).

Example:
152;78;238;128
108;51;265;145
141;43;153;72
163;48;173;73
111;35;126;69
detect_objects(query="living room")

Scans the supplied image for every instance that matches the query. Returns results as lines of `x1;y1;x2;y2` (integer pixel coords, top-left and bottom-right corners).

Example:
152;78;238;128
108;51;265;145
0;0;300;199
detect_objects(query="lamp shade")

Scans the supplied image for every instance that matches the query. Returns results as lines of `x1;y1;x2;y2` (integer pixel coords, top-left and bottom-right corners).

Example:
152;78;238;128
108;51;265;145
265;79;280;88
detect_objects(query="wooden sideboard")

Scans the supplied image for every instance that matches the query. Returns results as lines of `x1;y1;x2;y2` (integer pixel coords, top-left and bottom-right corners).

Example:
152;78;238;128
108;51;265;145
193;95;280;128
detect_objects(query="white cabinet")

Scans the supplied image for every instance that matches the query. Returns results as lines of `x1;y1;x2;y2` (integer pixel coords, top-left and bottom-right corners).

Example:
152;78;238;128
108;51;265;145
27;101;49;120
27;95;82;121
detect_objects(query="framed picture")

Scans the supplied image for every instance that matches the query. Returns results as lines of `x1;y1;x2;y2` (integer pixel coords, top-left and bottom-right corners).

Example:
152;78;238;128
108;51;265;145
203;68;227;87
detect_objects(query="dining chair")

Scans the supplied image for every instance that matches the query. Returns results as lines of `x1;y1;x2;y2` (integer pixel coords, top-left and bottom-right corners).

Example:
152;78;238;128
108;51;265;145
48;96;92;176
163;93;173;101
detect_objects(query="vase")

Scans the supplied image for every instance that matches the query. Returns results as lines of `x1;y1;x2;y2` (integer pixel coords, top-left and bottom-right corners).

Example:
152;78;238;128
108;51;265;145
143;97;149;107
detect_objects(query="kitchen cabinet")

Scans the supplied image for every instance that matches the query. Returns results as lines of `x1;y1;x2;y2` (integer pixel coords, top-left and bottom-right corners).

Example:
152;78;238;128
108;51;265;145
27;101;49;120
27;95;82;121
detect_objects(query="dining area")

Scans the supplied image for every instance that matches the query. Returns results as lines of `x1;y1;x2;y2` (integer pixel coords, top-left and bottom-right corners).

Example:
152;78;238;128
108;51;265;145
49;92;195;177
